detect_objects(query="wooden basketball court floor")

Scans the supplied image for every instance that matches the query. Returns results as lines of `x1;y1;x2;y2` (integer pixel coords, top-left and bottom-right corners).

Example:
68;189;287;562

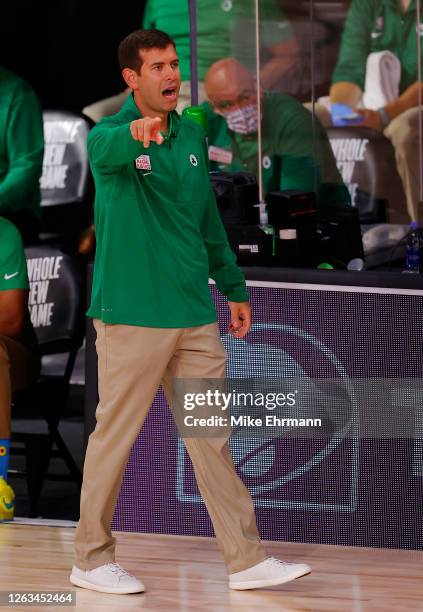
0;520;422;611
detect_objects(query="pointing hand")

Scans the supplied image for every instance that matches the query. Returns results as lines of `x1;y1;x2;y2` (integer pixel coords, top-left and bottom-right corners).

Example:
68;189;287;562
130;117;164;147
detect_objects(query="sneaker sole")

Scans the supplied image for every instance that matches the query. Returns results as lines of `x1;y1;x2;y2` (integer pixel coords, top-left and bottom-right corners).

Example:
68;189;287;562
69;573;145;594
229;566;311;590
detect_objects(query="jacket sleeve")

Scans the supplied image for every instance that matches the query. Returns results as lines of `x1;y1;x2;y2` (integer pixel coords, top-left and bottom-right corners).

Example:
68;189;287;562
199;137;248;302
0;85;44;214
201;190;249;302
331;0;373;90
87;121;149;169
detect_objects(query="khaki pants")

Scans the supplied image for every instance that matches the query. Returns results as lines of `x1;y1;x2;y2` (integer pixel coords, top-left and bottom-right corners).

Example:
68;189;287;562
313;103;421;222
0;336;40;439
74;320;266;574
82;81;207;123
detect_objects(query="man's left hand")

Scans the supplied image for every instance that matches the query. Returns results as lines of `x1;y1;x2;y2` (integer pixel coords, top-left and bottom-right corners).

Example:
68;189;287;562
228;301;251;338
355;108;383;131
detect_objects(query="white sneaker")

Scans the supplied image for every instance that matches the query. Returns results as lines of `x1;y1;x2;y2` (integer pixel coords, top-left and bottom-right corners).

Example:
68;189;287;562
229;556;311;590
69;562;145;594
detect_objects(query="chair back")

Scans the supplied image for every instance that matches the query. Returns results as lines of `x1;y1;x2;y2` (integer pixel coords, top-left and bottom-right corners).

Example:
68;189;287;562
328;126;407;224
25;245;85;361
39;110;93;238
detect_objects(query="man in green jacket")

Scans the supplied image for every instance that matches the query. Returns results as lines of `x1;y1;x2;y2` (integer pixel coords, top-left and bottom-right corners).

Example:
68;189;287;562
70;29;311;595
0;217;40;522
0;66;44;242
315;0;423;221
82;0;299;121
204;58;351;206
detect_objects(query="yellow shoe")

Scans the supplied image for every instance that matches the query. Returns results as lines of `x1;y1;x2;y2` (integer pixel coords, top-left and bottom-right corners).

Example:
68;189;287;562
0;476;15;521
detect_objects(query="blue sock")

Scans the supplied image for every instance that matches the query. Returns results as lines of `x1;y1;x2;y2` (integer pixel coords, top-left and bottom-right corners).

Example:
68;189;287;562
0;439;11;480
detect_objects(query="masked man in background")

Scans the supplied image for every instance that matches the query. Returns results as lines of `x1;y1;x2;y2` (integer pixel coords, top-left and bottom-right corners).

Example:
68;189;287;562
203;58;351;206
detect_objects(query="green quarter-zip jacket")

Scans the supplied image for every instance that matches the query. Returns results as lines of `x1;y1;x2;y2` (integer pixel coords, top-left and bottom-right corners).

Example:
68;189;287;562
333;0;421;93
87;94;248;327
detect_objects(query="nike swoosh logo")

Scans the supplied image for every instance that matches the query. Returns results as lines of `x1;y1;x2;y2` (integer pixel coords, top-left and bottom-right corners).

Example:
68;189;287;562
4;272;18;280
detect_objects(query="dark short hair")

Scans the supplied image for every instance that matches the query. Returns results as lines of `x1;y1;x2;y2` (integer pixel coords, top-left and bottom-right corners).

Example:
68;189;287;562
118;29;176;72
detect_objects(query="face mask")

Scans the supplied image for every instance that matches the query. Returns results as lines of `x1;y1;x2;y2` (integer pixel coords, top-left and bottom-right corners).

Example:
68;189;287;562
224;104;258;134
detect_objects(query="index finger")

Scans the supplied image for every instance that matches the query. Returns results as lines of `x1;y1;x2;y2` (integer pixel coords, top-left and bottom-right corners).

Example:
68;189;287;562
143;120;153;148
151;117;164;145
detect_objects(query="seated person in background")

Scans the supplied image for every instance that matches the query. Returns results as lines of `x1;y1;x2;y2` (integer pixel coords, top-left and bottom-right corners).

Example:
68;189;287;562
0;217;40;521
0;66;44;243
82;0;299;122
314;0;422;222
203;59;351;206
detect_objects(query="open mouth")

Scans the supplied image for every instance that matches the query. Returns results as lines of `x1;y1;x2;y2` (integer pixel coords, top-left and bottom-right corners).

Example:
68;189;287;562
162;87;177;100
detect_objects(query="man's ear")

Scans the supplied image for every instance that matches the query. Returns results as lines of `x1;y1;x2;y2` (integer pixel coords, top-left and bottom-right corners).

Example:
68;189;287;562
122;68;140;90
